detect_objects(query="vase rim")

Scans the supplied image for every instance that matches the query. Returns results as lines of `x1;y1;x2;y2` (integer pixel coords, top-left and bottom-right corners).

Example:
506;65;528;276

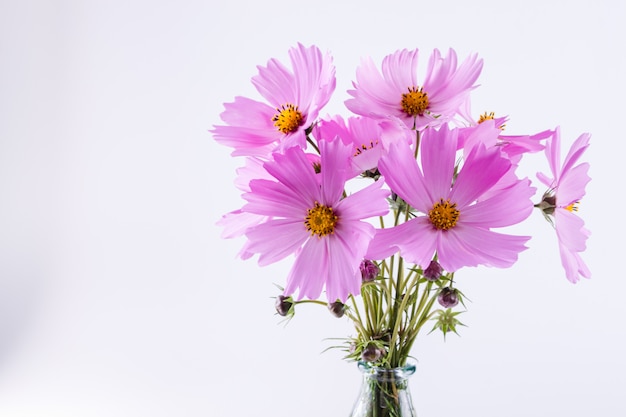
357;359;417;376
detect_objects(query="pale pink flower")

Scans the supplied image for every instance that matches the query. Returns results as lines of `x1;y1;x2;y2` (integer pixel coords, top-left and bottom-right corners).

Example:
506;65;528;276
367;124;533;272
345;48;483;130
315;115;414;175
537;127;591;283
456;103;552;159
216;157;272;260
217;153;322;259
212;44;336;157
455;119;550;202
241;138;389;302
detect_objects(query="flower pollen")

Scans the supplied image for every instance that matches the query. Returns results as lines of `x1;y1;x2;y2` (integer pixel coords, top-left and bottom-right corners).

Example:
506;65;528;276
478;111;506;130
429;199;460;230
273;103;304;134
401;87;429;117
565;201;580;212
477;111;495;124
354;140;379;156
305;202;338;237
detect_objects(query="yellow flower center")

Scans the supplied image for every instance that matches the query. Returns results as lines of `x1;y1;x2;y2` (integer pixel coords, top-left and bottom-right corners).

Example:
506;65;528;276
273;104;304;134
401;87;429;117
565;201;580;212
429;199;460;230
305;202;338;237
477;112;495;124
477;111;506;130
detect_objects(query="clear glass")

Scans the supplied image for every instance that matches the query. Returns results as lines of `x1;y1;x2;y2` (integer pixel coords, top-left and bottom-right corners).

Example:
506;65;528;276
349;361;417;417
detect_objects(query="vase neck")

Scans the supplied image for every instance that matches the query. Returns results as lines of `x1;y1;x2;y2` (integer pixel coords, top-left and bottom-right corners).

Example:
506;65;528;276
357;361;416;382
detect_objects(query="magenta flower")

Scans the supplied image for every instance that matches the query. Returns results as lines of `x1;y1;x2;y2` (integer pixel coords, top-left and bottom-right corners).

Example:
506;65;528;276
241;138;389;302
367;125;533;272
345;48;483;130
212;44;336;157
537;127;591;283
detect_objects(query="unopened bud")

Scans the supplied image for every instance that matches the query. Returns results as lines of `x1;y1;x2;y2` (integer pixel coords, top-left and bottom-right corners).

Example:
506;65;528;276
360;260;379;282
275;295;294;317
437;287;459;308
423;260;443;281
328;301;346;318
361;343;385;363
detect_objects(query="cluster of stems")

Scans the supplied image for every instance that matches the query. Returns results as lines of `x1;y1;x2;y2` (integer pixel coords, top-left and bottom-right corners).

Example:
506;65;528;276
344;130;450;368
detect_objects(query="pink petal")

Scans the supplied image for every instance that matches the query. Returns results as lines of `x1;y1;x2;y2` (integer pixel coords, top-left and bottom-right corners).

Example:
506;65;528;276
244;179;308;218
367;219;437;268
461;178;534;227
319;138;351;205
561;132;591;177
252;57;296;107
381;49;419;94
285;237;327;300
246;219;307;266
325;234;364;302
544;126;561;181
378;141;431;213
439;225;529;270
557;163;590;206
421;126;457;201
558;242;591;283
263;148;320;204
335;179;389;220
291;43;336;117
450;144;510;208
555;209;589;252
217;210;266;239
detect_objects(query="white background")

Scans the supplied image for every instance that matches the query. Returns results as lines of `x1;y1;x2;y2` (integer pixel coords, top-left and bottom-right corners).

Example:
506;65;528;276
0;0;624;416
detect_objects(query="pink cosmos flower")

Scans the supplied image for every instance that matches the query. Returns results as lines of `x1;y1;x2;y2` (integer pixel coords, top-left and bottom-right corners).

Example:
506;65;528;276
537;127;591;283
454;119;551;204
366;124;533;272
456;102;552;159
345;48;483;130
216;157;272;260
314;115;414;175
212;43;336;157
241;138;389;302
217;152;323;260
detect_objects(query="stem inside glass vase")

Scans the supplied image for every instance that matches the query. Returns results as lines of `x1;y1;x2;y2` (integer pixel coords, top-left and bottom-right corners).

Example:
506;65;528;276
350;361;418;417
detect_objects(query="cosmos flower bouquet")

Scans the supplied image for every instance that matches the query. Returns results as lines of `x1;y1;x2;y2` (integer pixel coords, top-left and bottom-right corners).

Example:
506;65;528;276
212;44;591;415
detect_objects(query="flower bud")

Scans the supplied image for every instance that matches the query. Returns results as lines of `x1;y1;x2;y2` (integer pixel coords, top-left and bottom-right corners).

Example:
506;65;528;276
437;287;459;308
328;300;346;318
537;194;556;216
423;260;443;281
275;295;294;317
361;343;385;363
360;260;379;282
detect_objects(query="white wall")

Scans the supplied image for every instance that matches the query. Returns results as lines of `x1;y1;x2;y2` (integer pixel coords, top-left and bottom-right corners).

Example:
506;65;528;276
0;0;623;416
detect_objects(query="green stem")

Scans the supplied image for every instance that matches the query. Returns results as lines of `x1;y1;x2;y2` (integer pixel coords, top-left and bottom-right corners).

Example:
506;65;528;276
306;135;320;154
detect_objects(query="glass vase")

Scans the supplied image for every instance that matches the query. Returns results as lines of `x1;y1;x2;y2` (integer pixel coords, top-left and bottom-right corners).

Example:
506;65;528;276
349;361;418;417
